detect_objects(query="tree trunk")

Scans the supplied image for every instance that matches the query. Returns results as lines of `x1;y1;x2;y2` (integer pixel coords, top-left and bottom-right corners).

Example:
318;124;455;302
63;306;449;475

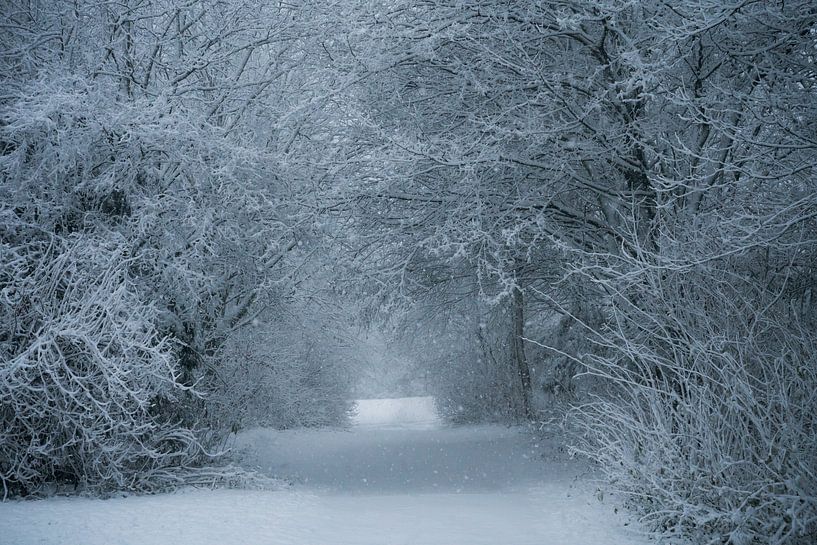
511;284;532;419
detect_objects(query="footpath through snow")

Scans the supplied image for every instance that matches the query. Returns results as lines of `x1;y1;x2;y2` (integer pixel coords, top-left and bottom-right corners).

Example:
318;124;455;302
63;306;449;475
0;397;649;545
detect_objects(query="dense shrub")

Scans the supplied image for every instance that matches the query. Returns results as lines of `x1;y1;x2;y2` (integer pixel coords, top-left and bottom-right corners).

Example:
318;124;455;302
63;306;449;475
571;225;817;544
0;235;210;498
204;315;354;432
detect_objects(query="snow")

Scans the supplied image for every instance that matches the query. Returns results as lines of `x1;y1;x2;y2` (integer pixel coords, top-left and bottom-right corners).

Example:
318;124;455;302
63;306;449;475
351;396;441;430
0;398;649;545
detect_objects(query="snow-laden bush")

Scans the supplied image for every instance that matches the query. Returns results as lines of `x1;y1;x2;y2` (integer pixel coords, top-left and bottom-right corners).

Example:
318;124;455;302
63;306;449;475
406;300;527;424
0;233;211;498
203;316;354;432
570;218;817;544
1;73;282;372
432;327;525;423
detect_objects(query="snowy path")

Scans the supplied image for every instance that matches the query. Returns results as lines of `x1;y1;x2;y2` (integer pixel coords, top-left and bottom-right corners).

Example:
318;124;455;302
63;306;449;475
0;398;648;545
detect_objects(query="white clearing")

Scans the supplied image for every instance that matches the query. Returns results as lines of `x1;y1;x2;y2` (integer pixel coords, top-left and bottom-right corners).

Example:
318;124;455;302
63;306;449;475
0;397;649;545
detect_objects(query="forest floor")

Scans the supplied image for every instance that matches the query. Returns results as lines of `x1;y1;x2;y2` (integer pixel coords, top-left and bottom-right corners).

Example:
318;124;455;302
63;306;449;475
0;397;650;545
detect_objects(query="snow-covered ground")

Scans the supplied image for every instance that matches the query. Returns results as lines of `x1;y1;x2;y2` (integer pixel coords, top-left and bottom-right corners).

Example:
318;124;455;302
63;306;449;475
351;396;441;430
0;397;649;545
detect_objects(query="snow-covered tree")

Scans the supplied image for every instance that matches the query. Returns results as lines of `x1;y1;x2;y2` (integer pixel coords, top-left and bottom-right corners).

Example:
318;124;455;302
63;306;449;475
337;1;817;541
0;0;358;494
